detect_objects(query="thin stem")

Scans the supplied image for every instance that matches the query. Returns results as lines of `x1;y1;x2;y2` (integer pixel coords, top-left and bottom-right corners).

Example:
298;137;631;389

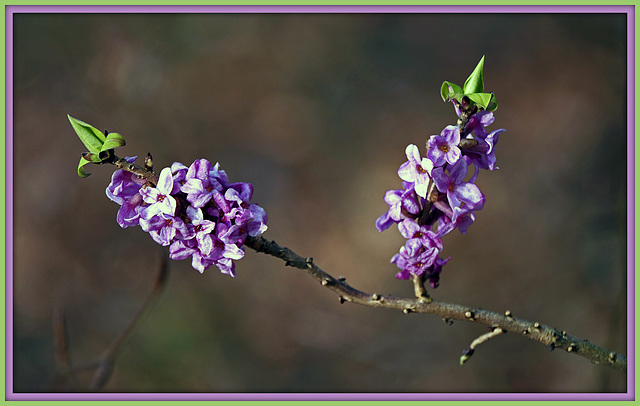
244;236;627;372
412;273;431;302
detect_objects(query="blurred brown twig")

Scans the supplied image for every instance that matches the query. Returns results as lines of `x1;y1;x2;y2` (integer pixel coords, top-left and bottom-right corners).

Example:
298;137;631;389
51;253;169;391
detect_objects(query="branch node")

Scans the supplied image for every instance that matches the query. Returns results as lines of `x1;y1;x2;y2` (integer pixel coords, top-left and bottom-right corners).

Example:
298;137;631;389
321;278;331;286
608;352;617;363
403;306;416;314
567;343;577;352
464;310;475;321
419;295;433;304
443;317;454;326
533;322;541;329
371;293;381;301
305;257;314;269
284;261;294;267
337;276;346;282
549;343;556;352
339;296;346;304
144;153;153;171
504;310;513;319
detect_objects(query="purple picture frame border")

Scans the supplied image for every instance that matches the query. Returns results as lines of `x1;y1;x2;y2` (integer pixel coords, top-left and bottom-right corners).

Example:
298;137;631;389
4;4;635;402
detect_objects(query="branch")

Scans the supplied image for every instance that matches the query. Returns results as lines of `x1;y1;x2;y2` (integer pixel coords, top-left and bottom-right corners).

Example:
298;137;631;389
244;236;627;372
98;155;626;372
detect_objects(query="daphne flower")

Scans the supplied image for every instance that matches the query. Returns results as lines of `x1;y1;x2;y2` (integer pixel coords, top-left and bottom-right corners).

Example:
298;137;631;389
106;156;144;205
139;167;177;220
186;206;217;255
375;182;421;232
427;125;461;167
181;159;224;208
398;144;433;198
431;159;484;219
398;219;443;252
169;161;189;195
140;213;193;246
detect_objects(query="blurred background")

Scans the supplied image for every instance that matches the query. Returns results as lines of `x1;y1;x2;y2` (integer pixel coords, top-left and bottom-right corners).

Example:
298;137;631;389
11;11;628;393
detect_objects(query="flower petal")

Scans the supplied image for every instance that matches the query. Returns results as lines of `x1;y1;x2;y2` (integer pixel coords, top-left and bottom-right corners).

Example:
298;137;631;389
413;174;429;199
448;159;468;184
431;167;450;194
156;167;175;195
375;212;394;232
223;243;245;260
454;183;485;211
405;144;421;162
442;125;460;145
397;161;415;182
398;219;419;239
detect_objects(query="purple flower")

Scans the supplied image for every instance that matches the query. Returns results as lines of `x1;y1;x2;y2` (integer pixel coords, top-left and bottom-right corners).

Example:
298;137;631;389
220;203;269;245
375;182;421;232
207;223;246;269
391;238;441;280
463;110;494;138
463;128;505;172
187;206;217;255
215;258;236;277
209;162;230;189
425;256;451;288
181;159;224;209
427;125;461;167
116;193;144;228
169;161;189;195
140;167;177;220
247;204;268;237
431;159;484;220
106;156;266;277
139;213;193;246
106;156;144;205
227;182;253;205
398;219;443;252
169;238;213;274
105;156;146;228
397;145;433;199
434;205;475;237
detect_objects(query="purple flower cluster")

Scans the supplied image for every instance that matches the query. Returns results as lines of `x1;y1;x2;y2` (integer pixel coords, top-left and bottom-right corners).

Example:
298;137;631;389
106;158;267;276
376;103;505;288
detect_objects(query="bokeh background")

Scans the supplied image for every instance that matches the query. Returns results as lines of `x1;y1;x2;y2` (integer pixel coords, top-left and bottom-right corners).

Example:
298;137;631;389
11;11;628;393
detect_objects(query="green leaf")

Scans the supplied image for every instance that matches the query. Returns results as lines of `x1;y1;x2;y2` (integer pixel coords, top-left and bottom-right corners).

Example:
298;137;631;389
440;81;464;102
486;94;498;112
466;92;494;110
463;56;485;94
68;115;106;154
81;152;103;163
101;132;126;151
77;156;93;178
